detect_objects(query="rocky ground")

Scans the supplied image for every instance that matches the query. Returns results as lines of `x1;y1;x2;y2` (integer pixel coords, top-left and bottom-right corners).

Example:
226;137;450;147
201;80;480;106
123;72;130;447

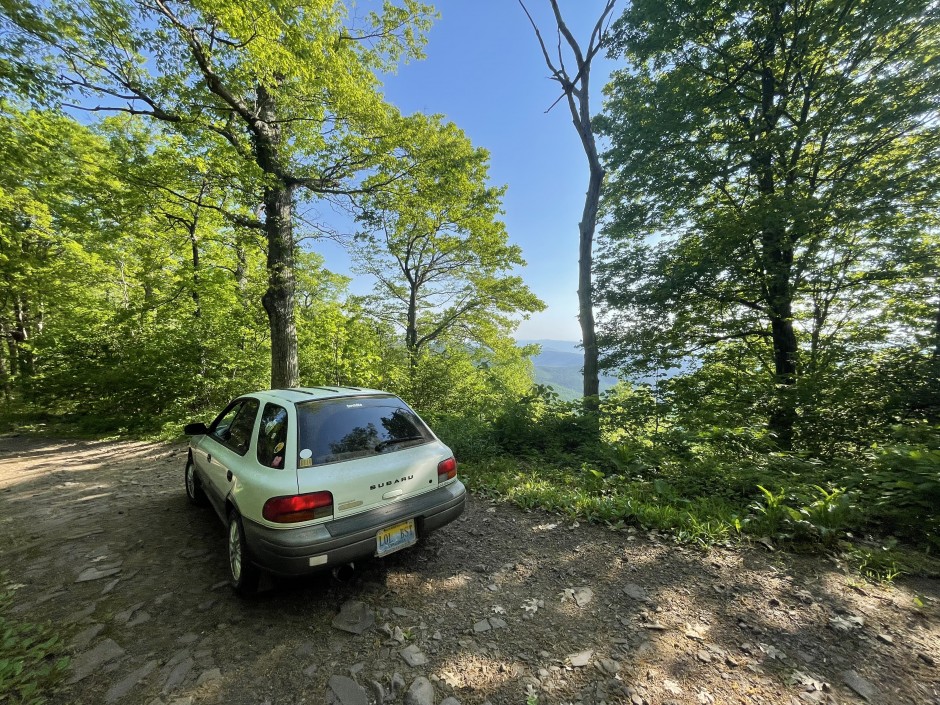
0;435;938;705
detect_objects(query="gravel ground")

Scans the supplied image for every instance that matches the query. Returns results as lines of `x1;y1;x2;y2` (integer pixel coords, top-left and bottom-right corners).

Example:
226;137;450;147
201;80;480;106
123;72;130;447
1;435;938;705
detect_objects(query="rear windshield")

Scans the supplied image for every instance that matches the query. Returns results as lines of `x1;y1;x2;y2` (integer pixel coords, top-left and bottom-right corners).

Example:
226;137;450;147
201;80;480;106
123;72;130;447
296;395;433;467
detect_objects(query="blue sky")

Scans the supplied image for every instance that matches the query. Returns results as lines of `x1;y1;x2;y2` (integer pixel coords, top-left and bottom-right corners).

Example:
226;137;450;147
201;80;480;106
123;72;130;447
317;0;618;341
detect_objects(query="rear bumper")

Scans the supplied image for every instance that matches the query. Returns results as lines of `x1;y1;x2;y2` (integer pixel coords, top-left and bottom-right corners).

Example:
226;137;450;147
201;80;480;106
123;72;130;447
241;481;466;576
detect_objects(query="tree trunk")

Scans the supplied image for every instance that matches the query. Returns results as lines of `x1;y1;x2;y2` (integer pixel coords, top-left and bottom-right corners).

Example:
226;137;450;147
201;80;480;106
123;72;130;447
578;163;603;410
934;291;940;360
406;282;419;374
12;297;32;377
254;82;300;389
0;320;10;399
521;0;615;414
767;274;799;449
755;5;798;450
189;228;201;319
261;183;299;389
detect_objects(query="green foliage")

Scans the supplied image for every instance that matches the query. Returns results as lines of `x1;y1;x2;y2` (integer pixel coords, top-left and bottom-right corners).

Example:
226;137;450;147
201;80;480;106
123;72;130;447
352;113;543;373
0;581;69;705
597;0;940;443
848;546;905;585
848;437;940;548
744;485;858;546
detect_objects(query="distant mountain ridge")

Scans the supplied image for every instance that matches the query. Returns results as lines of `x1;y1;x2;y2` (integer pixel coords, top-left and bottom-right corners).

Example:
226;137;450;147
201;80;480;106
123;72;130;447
518;339;620;401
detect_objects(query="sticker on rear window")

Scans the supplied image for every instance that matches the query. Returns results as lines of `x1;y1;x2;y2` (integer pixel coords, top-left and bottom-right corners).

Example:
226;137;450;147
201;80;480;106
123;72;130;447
299;448;312;459
346;403;363;408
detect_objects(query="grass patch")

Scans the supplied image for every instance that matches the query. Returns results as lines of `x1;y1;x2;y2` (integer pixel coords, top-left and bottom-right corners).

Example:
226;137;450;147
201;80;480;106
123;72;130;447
459;455;940;566
461;457;745;548
0;580;70;705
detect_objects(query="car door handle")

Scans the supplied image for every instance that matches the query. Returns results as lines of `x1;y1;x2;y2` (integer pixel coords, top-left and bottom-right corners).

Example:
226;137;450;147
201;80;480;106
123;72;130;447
206;453;212;464
226;470;233;482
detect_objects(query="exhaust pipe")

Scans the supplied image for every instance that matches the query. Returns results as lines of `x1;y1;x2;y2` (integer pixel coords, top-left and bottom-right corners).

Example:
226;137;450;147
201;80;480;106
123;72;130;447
331;562;355;581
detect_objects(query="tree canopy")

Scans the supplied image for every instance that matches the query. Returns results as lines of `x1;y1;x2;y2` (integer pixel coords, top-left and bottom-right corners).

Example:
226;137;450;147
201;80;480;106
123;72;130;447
596;0;940;448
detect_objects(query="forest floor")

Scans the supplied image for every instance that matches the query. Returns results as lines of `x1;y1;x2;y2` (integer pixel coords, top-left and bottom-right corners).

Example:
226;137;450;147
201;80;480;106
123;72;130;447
1;436;938;705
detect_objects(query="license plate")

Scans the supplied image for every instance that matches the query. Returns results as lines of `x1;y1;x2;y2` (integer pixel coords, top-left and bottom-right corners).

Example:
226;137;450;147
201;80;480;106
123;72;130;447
375;519;417;557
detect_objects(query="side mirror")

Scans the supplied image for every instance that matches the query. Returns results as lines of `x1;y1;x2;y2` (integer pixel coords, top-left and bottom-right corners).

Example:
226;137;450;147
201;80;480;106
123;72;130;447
184;422;208;436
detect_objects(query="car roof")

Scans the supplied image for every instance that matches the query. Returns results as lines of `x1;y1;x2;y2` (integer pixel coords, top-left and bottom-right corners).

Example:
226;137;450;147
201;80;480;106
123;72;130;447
253;387;391;406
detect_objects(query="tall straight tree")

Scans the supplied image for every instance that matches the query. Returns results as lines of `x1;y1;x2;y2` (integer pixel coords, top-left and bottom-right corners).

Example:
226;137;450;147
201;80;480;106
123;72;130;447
519;0;617;411
596;0;940;448
2;0;433;387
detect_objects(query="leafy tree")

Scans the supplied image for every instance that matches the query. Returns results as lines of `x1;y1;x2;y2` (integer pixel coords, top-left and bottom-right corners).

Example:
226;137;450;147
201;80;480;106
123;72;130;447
0;103;116;399
596;0;940;448
352;114;544;372
2;0;435;387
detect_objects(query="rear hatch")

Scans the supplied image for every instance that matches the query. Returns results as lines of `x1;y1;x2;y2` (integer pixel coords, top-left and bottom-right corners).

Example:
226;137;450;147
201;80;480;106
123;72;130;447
294;395;443;519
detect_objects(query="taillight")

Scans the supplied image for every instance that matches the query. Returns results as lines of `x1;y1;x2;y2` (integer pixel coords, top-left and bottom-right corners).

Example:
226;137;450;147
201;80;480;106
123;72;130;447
438;457;457;483
262;491;333;523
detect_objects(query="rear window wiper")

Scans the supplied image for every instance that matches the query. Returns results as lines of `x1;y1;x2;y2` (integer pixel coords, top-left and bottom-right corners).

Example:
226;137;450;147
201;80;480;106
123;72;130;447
374;436;424;452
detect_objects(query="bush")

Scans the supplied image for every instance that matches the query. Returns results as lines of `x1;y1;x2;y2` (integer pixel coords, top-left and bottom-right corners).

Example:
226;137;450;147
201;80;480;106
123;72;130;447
849;436;940;548
0;581;69;705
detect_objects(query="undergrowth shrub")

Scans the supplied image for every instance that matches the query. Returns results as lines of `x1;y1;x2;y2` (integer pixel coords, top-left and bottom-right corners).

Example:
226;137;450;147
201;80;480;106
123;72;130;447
849;439;940;548
0;581;69;705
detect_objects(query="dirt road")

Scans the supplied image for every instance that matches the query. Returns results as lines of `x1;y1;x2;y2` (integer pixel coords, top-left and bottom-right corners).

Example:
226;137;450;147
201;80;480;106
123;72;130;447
1;436;938;705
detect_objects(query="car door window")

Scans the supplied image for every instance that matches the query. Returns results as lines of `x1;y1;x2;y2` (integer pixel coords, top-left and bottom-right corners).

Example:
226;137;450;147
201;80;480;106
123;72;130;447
256;403;288;469
209;399;259;456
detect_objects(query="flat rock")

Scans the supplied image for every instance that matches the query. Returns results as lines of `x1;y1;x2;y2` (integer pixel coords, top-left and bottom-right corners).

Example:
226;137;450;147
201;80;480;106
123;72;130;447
69;638;126;683
114;602;145;624
829;615;864;632
105;659;159;703
623;583;649;601
63;604;97;625
332;601;375;635
440;698;462;705
195;668;221;686
488;617;507;629
405;676;435;705
328;675;369;705
401;644;428;667
162;657;194;693
71;623;105;650
568;649;593;667
391;672;406;697
573;587;594;607
128;611;151;627
473;619;491;633
76;566;122;583
842;670;876;701
369;679;385;703
640;622;667;630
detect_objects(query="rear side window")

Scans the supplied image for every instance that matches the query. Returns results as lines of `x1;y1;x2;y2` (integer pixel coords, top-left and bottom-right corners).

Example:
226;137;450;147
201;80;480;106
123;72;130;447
209;398;259;456
296;395;432;467
257;403;288;469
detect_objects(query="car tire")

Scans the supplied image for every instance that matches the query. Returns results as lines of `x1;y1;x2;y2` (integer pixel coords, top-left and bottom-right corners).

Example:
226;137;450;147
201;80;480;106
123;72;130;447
184;457;208;506
227;509;259;596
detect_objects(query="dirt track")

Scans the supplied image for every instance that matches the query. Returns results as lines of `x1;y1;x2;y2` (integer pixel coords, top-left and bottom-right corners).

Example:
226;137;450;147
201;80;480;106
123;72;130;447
1;435;938;705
